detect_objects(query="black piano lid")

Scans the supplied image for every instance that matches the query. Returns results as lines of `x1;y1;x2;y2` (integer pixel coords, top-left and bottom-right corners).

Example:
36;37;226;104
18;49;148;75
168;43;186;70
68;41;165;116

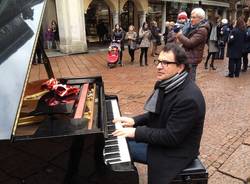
0;0;46;140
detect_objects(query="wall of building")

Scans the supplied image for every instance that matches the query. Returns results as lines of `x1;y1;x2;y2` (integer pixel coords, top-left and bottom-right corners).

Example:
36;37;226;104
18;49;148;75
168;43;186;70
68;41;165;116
45;0;231;54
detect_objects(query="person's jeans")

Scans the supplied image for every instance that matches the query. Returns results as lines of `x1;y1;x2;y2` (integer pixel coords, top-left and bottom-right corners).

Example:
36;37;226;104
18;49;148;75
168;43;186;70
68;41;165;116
128;140;148;164
189;64;197;81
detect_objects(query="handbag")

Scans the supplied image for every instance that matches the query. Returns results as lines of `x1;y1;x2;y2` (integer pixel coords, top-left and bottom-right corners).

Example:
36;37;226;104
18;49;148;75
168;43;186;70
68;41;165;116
137;37;143;45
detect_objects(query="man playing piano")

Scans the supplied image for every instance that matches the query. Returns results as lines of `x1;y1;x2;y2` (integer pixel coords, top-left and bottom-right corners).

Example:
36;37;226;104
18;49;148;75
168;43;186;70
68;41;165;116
112;43;206;184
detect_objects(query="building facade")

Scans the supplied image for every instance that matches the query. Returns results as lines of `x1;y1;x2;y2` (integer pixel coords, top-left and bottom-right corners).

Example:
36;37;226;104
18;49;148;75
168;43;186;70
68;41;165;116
43;0;243;54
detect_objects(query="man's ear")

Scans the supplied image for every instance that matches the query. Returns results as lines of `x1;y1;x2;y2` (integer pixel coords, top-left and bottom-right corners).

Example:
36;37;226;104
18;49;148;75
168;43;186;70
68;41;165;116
178;64;185;74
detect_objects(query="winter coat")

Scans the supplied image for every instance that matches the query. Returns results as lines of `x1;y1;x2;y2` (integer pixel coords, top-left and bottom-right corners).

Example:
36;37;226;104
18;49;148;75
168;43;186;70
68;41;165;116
133;76;206;184
227;27;245;59
243;26;250;53
125;31;137;50
112;30;125;50
177;21;210;65
139;28;152;48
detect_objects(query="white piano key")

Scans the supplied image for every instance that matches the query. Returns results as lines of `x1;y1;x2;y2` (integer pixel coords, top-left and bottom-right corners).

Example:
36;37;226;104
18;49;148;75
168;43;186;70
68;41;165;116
103;99;131;164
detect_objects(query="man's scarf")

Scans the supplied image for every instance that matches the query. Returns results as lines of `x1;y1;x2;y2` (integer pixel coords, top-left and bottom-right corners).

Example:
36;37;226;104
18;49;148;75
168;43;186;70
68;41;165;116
144;71;188;114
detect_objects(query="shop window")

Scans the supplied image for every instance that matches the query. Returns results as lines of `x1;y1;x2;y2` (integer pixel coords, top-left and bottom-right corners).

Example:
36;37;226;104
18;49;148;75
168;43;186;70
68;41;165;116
85;0;111;43
147;1;163;28
120;1;134;32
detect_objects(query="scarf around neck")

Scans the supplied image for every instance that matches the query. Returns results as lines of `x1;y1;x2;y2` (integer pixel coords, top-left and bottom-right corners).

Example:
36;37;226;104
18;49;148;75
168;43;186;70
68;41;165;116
144;71;188;114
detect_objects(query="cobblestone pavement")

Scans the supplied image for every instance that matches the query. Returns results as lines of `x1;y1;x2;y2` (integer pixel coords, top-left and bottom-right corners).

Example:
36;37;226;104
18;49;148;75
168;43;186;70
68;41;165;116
26;47;250;183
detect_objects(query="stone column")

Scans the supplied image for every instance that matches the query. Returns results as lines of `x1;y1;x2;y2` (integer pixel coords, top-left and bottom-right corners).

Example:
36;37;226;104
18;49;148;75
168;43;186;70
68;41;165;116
113;11;119;26
222;8;227;18
138;11;146;27
55;0;87;54
161;1;167;35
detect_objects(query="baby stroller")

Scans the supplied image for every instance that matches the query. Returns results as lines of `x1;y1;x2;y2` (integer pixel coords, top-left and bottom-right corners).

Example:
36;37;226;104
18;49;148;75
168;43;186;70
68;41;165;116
107;40;121;68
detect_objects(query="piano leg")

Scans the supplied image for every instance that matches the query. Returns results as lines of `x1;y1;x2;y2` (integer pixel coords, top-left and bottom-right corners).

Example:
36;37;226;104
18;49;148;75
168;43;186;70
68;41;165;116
64;134;105;184
64;135;85;184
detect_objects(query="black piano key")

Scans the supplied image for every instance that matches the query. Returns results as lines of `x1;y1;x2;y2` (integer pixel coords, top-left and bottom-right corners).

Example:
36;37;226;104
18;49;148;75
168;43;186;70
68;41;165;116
106;100;114;121
104;153;120;160
105;140;118;145
105;146;119;152
107;127;116;133
107;134;117;140
107;159;121;164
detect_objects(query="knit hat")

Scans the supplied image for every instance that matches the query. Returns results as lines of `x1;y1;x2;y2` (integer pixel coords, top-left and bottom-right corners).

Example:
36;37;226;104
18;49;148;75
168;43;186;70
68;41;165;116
178;12;188;20
221;18;228;24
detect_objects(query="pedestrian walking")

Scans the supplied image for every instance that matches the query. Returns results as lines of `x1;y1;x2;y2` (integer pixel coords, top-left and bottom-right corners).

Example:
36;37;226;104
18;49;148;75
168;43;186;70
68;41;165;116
111;24;125;66
217;18;230;59
150;21;161;57
138;22;152;66
112;43;206;184
226;17;246;78
51;20;59;50
242;17;250;72
176;8;210;81
125;25;137;63
45;27;53;49
205;17;219;70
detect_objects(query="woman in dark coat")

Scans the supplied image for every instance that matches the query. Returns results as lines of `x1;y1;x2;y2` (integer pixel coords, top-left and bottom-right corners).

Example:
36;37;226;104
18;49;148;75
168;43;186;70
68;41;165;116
242;17;250;72
226;17;246;77
112;24;125;66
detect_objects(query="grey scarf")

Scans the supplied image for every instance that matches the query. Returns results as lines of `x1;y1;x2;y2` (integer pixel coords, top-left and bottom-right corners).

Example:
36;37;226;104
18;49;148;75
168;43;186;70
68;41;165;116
144;71;188;114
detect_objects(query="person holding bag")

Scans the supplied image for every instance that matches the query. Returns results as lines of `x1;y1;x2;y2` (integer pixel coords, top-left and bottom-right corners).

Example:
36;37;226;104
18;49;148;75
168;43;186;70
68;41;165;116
139;22;152;66
125;25;137;63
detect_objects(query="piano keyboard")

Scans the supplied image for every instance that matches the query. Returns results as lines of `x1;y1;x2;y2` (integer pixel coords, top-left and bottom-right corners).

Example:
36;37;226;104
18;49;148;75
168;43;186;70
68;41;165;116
104;99;131;165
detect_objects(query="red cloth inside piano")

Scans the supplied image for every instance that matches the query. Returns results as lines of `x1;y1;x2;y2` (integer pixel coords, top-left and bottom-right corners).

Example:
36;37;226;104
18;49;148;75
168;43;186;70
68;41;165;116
41;78;80;106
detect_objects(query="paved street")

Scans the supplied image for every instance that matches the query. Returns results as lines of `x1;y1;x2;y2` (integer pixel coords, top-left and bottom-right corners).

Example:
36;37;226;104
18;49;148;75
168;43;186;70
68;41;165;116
14;47;250;183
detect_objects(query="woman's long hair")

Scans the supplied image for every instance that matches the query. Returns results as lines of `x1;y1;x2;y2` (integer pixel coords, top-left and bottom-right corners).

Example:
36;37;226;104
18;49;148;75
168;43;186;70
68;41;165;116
142;22;149;31
235;17;246;31
113;24;122;32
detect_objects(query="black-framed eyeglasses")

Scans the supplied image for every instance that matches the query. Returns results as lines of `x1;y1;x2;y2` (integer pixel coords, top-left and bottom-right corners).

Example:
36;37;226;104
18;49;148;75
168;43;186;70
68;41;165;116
154;59;178;66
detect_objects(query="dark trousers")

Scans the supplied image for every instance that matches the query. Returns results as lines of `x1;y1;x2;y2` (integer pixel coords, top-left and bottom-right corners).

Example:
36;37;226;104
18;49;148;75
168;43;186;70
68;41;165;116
118;50;123;65
140;47;148;66
217;46;225;59
242;52;249;71
128;140;147;164
205;52;216;66
189;64;197;81
228;58;241;77
128;45;135;62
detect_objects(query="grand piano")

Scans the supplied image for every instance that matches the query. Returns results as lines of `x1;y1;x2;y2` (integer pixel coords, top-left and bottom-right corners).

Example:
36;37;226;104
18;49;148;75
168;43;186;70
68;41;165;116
0;1;139;183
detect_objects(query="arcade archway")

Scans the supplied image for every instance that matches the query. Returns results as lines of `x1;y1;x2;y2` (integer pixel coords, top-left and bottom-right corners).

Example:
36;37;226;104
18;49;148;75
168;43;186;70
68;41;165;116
120;1;135;32
85;0;111;43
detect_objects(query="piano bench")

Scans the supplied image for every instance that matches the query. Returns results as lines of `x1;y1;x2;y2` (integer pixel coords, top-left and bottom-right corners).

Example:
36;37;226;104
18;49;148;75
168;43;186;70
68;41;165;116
171;158;208;184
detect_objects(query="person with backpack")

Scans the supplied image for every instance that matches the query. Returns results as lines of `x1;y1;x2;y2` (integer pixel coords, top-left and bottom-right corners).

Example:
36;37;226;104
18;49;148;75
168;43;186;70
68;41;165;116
242;17;250;72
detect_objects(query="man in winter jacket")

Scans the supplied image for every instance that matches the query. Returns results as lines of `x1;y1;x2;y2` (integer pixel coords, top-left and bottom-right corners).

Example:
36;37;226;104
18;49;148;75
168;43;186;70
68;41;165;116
112;43;206;184
176;8;210;81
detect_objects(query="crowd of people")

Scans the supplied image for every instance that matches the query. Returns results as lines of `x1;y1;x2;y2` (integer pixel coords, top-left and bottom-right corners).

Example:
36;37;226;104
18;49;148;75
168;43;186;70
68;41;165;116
110;7;250;80
110;7;250;184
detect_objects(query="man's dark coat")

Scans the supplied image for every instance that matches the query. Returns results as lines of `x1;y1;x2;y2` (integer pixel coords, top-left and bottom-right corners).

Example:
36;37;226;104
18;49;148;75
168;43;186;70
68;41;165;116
133;76;206;184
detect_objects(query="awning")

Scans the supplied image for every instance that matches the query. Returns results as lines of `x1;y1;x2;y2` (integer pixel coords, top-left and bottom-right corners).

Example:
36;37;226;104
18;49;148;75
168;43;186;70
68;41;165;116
161;0;229;8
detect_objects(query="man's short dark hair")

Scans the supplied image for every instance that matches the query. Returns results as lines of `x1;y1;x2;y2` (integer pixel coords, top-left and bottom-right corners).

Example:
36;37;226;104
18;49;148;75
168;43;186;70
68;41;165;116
162;43;189;71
